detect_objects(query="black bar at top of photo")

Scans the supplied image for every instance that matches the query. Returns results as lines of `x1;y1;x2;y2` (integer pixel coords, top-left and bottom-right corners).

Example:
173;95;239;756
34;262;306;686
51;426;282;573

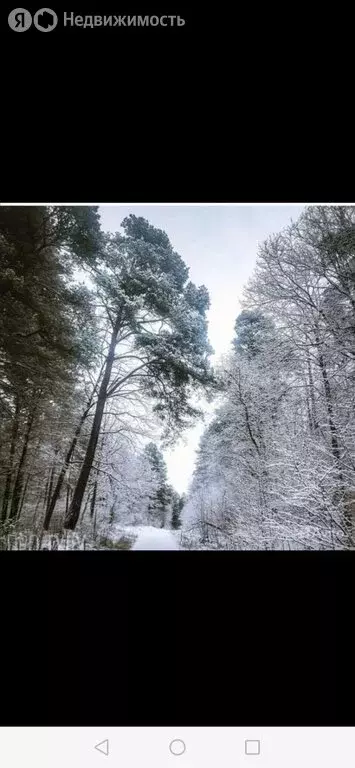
2;166;351;204
1;0;351;204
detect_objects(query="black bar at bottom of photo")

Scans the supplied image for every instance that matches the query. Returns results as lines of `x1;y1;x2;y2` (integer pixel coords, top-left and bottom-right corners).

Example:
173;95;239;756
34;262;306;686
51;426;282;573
0;552;353;726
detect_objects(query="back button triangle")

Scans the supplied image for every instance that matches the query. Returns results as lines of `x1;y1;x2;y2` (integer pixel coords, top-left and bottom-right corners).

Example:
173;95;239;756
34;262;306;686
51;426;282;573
95;740;109;756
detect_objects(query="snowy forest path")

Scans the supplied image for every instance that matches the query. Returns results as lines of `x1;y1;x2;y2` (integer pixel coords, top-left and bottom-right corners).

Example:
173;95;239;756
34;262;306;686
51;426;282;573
130;526;181;550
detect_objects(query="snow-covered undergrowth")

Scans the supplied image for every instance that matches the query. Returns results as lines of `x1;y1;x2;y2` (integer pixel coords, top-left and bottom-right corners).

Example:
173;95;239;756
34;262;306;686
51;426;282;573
0;527;95;551
0;523;185;551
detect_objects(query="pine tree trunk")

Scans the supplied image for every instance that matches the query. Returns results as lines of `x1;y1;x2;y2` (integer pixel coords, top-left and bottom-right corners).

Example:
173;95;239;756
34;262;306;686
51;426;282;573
8;409;35;522
43;402;92;530
64;320;120;530
90;480;98;520
89;433;104;522
65;479;71;518
18;473;30;520
93;506;98;540
17;436;41;523
45;463;56;520
42;471;50;510
1;399;20;523
79;489;91;524
32;485;43;527
43;461;55;531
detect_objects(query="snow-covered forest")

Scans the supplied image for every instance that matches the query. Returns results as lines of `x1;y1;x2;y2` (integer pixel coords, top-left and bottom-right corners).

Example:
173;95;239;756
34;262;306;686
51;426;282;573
1;205;355;550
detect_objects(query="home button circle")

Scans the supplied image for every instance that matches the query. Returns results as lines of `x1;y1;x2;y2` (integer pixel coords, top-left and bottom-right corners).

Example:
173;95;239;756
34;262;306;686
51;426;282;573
169;740;186;756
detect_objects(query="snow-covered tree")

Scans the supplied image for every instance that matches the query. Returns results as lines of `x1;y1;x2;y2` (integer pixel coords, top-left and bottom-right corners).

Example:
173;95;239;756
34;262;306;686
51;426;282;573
143;442;172;528
171;490;184;529
64;215;214;529
184;207;355;550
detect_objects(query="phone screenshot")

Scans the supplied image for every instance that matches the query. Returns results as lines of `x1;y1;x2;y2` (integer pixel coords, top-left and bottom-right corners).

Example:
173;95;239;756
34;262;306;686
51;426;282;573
0;202;353;758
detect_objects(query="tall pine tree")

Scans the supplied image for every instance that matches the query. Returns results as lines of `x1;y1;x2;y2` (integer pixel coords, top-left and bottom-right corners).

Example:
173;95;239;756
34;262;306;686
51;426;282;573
64;215;214;529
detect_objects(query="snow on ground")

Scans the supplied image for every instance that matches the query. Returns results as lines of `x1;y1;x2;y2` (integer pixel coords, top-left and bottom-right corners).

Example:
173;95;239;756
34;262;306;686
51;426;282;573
131;526;180;550
0;524;185;551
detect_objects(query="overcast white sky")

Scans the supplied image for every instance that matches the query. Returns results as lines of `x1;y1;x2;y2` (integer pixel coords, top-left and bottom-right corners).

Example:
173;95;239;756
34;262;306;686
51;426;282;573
99;204;305;493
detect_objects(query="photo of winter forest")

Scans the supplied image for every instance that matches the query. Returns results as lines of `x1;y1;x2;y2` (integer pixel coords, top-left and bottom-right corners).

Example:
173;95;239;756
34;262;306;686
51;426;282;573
0;204;354;550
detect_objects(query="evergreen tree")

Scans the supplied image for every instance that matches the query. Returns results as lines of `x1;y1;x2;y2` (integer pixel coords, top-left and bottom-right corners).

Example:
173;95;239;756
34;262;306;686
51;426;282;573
144;442;171;527
233;309;275;358
0;206;102;526
171;490;184;529
64;215;213;529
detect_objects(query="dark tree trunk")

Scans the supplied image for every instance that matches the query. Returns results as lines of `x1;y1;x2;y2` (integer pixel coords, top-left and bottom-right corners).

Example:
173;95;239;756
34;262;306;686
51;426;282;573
43;402;92;530
42;471;50;510
1;398;20;523
89;433;104;522
109;503;115;525
18;473;30;520
316;336;353;540
32;484;44;527
45;463;56;520
65;479;71;518
90;480;98;520
317;347;341;463
17;436;41;523
65;320;120;530
8;409;35;522
42;446;60;525
79;489;90;524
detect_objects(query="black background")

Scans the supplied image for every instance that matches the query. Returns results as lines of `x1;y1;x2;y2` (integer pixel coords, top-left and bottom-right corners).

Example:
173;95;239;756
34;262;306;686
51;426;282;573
1;0;355;730
0;552;353;725
1;4;353;206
